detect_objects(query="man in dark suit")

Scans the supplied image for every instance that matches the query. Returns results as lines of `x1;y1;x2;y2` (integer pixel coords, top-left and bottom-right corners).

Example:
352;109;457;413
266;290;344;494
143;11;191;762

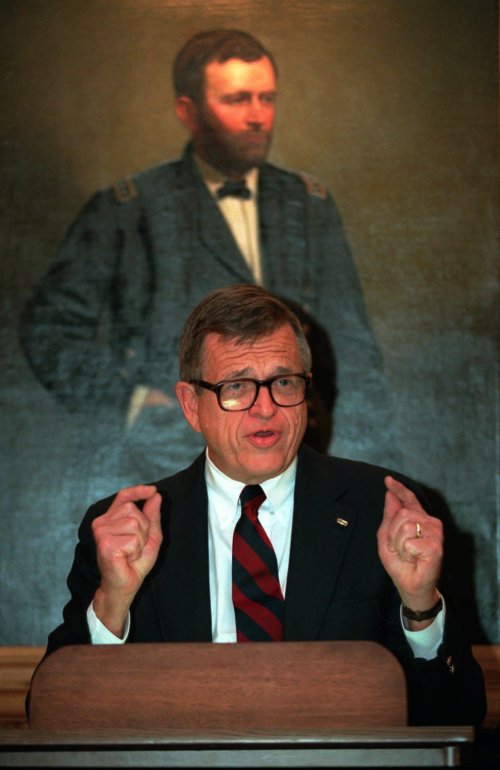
45;284;485;727
20;29;400;485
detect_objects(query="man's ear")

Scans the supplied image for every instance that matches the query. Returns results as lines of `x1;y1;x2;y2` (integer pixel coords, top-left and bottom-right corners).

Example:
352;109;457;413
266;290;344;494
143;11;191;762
175;381;202;433
175;96;200;134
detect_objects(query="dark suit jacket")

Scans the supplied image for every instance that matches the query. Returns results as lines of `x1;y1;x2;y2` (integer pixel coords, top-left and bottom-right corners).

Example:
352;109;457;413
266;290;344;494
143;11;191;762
46;444;486;726
20;145;401;472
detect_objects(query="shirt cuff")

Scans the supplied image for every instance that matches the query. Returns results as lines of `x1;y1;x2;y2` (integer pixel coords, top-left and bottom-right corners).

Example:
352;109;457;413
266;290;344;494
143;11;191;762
401;596;446;660
87;602;130;644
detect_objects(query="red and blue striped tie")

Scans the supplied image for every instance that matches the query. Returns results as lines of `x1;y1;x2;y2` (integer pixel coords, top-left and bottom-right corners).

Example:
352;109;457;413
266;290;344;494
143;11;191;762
232;485;285;641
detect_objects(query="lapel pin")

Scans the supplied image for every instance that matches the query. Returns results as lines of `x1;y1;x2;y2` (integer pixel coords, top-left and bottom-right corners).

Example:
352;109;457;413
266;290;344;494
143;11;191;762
336;517;349;527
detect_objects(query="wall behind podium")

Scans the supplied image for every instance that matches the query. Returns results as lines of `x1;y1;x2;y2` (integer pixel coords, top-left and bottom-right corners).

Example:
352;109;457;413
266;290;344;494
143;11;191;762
0;0;498;644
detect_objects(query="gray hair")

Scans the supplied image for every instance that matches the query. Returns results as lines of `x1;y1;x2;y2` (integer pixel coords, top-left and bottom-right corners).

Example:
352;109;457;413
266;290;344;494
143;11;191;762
179;284;312;382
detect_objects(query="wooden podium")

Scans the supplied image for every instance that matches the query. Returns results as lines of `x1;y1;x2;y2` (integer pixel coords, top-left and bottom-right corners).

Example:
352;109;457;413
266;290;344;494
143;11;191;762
28;641;406;730
0;641;474;766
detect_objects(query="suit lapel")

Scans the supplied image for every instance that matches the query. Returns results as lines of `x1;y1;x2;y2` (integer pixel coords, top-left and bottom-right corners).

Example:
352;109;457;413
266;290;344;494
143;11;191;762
258;165;309;297
177;148;253;282
147;446;359;642
284;446;357;640
197;189;254;281
258;165;285;287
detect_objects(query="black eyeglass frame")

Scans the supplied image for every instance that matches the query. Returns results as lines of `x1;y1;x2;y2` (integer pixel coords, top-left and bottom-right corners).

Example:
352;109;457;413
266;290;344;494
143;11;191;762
190;373;312;412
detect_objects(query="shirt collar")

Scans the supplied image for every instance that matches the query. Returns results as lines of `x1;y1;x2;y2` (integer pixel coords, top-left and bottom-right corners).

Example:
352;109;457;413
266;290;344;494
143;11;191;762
205;449;297;525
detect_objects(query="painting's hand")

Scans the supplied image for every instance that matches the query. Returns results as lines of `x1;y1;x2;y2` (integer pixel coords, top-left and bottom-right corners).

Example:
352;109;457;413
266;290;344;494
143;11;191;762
143;389;174;407
377;476;443;627
92;485;162;636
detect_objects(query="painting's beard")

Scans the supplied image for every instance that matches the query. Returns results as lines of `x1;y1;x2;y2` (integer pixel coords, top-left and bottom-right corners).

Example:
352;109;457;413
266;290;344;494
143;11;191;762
194;123;272;177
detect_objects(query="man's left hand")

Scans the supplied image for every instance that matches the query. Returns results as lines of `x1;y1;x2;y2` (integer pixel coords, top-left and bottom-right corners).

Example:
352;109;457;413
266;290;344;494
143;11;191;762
377;476;443;618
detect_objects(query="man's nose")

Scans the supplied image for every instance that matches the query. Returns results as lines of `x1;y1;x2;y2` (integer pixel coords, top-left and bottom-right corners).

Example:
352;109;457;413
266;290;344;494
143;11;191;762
249;383;277;417
245;99;265;126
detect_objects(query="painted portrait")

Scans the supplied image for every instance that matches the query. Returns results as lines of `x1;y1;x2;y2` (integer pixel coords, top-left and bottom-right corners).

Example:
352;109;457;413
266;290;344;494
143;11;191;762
0;0;498;647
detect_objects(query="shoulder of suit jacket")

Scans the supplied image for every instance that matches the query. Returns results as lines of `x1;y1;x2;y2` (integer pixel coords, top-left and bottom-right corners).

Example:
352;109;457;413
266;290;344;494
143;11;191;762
297;171;328;199
112;176;138;204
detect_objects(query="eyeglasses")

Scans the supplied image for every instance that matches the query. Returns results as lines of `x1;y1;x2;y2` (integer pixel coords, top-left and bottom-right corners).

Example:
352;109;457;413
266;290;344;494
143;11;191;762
191;373;311;412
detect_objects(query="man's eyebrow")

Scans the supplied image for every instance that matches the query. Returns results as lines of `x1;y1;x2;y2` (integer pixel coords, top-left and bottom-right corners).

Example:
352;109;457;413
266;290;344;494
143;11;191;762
220;366;296;380
220;367;252;380
220;89;277;99
221;91;252;101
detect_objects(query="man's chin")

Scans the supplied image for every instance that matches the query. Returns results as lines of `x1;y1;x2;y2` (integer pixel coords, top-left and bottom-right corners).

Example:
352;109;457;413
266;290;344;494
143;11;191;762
245;152;268;169
197;137;271;176
222;151;269;176
237;450;292;484
218;139;271;174
239;141;272;167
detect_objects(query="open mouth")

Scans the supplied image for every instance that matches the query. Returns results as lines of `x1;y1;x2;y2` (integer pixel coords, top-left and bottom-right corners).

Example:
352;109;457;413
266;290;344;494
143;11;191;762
247;429;280;447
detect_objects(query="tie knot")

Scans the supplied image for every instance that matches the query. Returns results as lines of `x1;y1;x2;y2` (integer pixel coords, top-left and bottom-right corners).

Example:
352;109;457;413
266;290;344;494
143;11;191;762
217;179;251;200
239;484;266;510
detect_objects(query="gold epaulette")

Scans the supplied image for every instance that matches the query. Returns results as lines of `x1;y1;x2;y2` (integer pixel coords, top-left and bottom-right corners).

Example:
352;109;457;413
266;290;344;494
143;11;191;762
113;176;137;204
298;172;328;199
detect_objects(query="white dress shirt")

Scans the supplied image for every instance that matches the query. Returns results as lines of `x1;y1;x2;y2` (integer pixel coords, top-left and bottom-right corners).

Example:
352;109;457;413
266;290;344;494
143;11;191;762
88;450;444;658
199;158;262;284
125;158;262;428
205;451;295;642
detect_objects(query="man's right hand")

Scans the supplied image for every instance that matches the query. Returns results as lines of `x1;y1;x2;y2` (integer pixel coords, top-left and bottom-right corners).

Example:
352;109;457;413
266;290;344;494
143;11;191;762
91;485;163;637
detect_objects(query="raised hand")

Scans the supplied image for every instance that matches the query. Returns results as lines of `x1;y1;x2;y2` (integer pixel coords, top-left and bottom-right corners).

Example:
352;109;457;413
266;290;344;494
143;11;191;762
377;476;443;625
91;485;163;636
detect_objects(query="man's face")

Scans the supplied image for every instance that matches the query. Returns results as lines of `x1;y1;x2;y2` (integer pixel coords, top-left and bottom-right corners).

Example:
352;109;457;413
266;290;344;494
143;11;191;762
176;324;308;484
190;56;277;176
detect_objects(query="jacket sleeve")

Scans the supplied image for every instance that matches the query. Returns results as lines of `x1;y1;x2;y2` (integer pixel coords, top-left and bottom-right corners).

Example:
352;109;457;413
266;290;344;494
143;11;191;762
44;497;112;655
383;470;487;726
307;189;403;469
400;607;487;726
19;189;148;414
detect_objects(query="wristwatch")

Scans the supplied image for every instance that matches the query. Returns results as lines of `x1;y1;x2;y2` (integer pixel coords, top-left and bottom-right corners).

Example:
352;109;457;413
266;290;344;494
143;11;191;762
402;596;443;621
